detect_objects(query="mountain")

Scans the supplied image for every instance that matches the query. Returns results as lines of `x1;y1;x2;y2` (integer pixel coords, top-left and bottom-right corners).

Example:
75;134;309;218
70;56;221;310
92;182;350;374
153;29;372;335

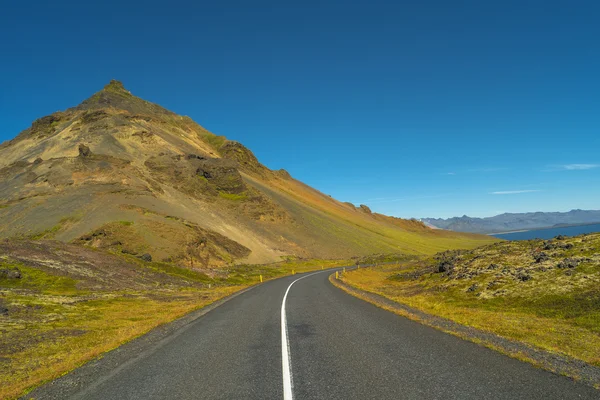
423;210;600;234
0;80;495;266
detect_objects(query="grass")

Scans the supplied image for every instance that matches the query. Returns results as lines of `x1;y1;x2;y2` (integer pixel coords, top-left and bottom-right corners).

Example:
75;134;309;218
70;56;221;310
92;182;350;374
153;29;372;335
0;245;346;399
199;132;227;151
1;288;239;400
218;191;248;201
0;261;78;295
340;233;600;367
244;174;498;257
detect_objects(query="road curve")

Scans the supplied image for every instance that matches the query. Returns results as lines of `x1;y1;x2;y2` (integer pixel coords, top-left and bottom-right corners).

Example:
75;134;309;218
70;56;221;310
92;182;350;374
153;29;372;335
32;269;599;399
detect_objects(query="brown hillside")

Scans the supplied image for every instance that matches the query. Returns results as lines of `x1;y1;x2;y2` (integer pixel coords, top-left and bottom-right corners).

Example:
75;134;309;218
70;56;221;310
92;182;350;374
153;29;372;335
0;80;496;265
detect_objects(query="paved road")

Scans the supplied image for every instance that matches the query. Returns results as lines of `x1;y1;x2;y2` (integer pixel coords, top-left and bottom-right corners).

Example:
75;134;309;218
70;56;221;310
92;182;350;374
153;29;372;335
58;269;597;399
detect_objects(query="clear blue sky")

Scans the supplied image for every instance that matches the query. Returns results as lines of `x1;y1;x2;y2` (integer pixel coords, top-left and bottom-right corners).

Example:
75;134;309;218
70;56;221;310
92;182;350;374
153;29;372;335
1;0;599;218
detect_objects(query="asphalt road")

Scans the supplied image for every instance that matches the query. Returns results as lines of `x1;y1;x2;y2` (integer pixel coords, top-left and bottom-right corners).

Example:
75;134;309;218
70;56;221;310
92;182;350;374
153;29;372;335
63;269;597;400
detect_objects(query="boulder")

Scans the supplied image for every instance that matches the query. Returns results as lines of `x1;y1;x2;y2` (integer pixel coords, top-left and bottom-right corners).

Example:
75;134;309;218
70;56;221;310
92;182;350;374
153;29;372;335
534;252;549;263
139;253;152;262
556;258;580;269
437;261;454;273
516;272;532;282
0;268;22;279
78;143;92;157
467;283;479;292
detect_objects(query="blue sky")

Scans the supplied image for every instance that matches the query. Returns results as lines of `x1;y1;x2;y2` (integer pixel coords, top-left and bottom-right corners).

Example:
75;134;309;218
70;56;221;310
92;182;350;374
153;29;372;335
1;0;598;218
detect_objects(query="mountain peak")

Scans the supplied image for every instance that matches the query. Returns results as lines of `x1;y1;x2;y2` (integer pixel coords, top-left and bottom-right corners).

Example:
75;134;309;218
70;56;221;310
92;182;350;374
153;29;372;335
103;79;128;93
74;79;172;116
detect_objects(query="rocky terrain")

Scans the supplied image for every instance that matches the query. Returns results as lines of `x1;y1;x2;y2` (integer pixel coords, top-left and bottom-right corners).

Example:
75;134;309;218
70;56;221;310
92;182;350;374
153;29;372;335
341;232;600;370
0;80;494;266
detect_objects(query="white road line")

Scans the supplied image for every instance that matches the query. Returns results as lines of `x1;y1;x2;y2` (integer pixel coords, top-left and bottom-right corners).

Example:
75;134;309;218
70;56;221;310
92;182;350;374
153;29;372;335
281;270;331;400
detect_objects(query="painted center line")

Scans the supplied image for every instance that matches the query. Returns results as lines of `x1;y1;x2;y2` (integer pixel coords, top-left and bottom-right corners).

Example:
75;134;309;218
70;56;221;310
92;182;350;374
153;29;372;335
280;270;331;400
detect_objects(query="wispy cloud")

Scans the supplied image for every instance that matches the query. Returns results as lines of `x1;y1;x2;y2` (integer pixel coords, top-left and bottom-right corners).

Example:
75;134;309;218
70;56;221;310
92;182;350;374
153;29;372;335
444;172;456;175
562;164;599;170
544;164;600;172
490;190;542;195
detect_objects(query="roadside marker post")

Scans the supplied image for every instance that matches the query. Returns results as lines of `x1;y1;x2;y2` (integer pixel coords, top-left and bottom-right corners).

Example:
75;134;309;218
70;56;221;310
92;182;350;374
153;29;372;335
260;275;263;283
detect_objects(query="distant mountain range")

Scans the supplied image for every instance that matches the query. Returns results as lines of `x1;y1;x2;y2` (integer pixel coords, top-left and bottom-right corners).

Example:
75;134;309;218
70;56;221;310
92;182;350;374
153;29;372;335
422;210;600;234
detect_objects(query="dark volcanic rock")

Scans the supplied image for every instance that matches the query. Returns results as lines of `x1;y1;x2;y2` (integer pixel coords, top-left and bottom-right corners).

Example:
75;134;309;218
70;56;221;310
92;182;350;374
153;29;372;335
516;272;532;282
437;261;454;273
139;253;152;262
78;144;92;157
195;159;246;194
556;258;580;269
467;283;479;292
534;252;549;263
0;268;22;279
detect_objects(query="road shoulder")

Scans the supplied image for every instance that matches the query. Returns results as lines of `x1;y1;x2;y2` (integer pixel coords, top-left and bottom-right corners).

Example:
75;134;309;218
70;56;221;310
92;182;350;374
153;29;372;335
330;273;600;390
20;285;256;400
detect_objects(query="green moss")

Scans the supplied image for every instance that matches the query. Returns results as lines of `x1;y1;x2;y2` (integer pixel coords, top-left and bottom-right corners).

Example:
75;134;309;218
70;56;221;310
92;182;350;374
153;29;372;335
0;261;79;295
142;261;212;284
218;192;248;201
118;220;134;226
199;133;227;151
29;225;62;240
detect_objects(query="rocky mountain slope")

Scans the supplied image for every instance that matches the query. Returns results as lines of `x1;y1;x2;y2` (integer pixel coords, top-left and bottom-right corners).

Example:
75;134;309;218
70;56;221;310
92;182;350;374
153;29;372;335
423;210;600;234
0;81;495;266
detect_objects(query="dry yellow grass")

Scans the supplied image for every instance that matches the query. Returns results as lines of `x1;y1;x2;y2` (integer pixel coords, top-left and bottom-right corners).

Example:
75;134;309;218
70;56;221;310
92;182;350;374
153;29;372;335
0;288;241;400
340;234;600;367
0;239;345;400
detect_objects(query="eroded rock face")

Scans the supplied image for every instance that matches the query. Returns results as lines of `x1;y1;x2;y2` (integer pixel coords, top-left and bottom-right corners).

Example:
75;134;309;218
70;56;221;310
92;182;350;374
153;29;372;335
195;159;246;194
29;113;66;139
219;141;264;175
145;153;247;196
359;204;372;214
78;144;92;157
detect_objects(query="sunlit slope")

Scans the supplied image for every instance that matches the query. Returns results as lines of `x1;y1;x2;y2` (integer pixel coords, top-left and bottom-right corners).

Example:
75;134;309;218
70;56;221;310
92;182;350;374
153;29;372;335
0;80;496;265
245;174;497;255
